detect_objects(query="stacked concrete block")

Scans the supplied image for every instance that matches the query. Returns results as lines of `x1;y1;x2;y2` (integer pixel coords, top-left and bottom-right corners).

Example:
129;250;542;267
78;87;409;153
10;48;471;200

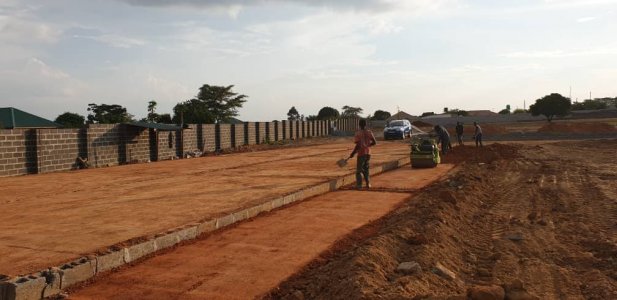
36;128;85;174
273;121;282;141
288;121;295;140
232;124;245;148
219;124;232;150
202;124;216;152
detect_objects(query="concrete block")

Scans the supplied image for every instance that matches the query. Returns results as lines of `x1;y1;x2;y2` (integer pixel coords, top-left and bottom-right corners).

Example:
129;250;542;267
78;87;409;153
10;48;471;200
215;214;235;229
124;240;157;263
96;250;125;273
41;268;61;298
232;209;248;223
260;202;273;212
154;232;179;251
197;220;216;235
59;257;96;289
270;197;284;210
176;225;199;242
247;206;262;219
1;275;46;300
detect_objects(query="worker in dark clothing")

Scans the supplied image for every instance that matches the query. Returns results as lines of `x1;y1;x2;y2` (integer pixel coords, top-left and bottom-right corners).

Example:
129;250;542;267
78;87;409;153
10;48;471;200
455;122;464;146
433;125;452;155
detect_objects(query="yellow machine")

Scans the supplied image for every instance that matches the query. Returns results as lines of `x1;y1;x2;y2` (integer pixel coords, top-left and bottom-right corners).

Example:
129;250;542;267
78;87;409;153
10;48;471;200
410;136;440;168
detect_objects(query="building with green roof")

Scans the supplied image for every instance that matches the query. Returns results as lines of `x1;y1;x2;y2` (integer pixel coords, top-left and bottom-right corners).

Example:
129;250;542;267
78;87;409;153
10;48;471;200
0;107;61;129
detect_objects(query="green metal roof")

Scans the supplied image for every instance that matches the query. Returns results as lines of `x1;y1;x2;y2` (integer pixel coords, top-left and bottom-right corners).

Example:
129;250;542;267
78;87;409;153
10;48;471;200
0;107;61;129
127;121;183;131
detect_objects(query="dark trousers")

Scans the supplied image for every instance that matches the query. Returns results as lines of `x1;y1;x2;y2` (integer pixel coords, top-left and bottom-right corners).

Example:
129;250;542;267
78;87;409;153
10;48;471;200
456;133;463;145
356;154;370;187
475;133;483;147
441;138;451;155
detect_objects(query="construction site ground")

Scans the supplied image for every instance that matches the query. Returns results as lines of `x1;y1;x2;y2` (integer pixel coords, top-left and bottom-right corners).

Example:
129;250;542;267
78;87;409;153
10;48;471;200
269;139;617;300
0;140;410;277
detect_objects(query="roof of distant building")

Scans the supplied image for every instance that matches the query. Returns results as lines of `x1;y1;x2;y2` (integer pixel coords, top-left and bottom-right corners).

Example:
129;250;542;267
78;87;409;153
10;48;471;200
0;107;61;129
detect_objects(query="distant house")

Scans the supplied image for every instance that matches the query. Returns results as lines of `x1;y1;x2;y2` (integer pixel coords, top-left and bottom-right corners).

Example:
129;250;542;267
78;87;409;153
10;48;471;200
0;107;61;129
466;110;498;117
387;111;417;122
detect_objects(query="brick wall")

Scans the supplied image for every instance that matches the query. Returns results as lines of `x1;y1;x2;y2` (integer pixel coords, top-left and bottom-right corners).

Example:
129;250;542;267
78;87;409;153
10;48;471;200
256;122;267;144
203;124;216;152
37;128;86;174
232;124;244;147
245;122;256;145
0;129;35;176
182;127;198;153
219;124;232;150
87;124;122;167
156;130;176;160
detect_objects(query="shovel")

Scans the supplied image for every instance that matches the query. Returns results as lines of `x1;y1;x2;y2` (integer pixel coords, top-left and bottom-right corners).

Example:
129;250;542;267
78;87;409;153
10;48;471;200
336;158;349;168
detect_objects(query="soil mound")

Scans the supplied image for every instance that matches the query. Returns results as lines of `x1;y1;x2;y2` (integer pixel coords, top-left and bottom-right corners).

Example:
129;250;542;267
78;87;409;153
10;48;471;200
538;122;617;134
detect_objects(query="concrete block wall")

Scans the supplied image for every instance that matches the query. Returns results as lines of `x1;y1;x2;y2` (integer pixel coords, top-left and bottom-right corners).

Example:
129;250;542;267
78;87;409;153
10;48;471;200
182;127;198;153
0;129;35;176
87;124;122;168
219;124;232;150
273;121;282;141
202;124;216;152
281;121;288;140
257;122;267;144
37;128;85;174
156;130;177;160
232;124;245;147
124;126;149;163
264;122;273;142
245;122;256;145
289;121;296;140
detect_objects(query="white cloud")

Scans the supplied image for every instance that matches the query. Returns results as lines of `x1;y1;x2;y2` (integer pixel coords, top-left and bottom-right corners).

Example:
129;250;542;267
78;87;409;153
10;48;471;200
0;15;61;44
73;33;147;48
500;47;617;58
576;16;597;22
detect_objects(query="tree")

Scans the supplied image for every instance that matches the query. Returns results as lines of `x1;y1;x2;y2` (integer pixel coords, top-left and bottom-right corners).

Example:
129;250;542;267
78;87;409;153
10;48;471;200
571;99;608;110
512;108;527;114
157;113;172;123
87;103;133;124
172;84;247;124
287;106;300;121
55;112;85;128
317;107;340;120
341;105;363;118
498;109;511;115
147;100;158;122
443;107;448;113
529;93;571;122
173;99;214;124
371;110;391;120
306;115;318;121
449;109;468;116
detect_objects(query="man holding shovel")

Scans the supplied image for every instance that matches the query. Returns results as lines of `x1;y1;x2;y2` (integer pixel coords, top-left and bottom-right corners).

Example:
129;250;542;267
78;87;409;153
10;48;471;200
347;119;377;189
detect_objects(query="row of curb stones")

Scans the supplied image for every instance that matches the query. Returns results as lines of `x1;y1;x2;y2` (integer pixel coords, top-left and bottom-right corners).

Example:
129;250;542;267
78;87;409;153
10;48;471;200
0;156;409;300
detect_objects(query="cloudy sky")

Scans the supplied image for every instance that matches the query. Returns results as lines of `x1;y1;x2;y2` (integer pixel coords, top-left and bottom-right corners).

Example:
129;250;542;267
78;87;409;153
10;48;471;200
1;0;616;121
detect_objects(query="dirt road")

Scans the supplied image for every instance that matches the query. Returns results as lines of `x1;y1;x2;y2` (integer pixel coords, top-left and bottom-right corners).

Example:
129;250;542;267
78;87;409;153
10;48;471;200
67;165;454;299
271;140;617;299
0;141;409;276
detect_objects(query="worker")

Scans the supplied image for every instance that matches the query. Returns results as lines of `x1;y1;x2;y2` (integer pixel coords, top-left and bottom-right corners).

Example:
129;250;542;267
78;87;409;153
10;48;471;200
348;119;377;189
433;125;452;155
473;121;483;147
455;122;464;146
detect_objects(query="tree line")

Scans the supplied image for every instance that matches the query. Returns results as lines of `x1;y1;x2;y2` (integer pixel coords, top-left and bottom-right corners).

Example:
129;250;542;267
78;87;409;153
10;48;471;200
54;84;247;128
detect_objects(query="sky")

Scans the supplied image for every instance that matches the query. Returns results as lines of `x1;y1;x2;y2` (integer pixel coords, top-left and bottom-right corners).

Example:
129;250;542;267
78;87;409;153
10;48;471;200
1;0;616;121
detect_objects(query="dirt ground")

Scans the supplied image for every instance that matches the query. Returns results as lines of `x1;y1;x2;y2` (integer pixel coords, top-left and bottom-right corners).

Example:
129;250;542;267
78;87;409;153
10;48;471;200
65;165;454;300
269;139;617;300
0;140;409;276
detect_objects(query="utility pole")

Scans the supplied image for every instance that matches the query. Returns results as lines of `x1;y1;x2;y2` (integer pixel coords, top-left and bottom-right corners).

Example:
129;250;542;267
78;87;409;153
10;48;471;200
569;86;572;100
589;91;592;101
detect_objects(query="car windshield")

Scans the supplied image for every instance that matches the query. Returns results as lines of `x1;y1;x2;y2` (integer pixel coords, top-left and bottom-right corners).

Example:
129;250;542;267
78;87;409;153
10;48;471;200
389;121;405;127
